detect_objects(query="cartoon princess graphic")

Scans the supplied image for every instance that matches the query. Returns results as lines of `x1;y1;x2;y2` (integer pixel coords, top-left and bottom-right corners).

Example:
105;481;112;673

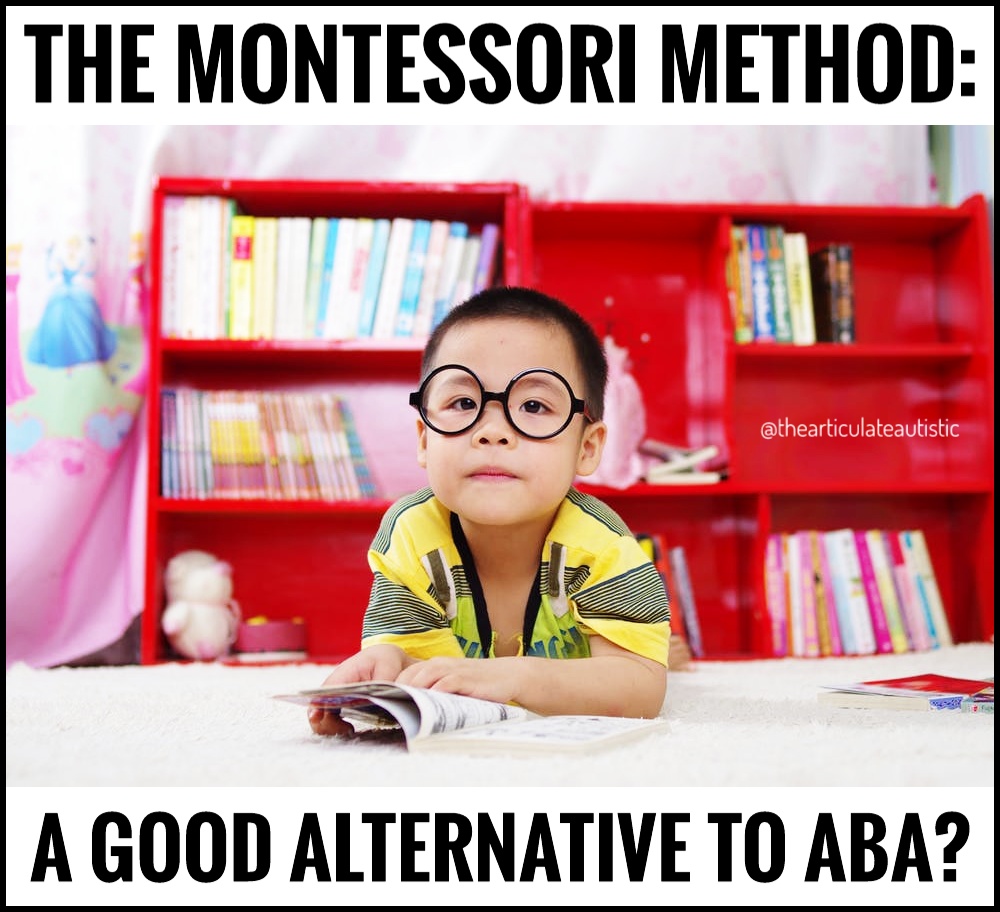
27;235;117;370
6;243;36;405
122;231;149;395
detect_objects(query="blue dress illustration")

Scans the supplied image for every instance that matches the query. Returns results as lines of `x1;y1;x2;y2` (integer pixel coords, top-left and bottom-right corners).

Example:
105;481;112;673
28;236;117;369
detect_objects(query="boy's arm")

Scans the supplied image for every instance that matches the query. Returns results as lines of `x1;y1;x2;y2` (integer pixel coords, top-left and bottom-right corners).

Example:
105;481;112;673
393;635;667;718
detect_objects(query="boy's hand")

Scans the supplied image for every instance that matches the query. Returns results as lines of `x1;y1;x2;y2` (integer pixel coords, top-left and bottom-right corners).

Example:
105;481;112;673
308;644;415;736
394;656;521;705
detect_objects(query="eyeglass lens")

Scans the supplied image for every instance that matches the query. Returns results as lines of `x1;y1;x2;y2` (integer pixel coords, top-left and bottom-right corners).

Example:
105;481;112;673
419;367;576;438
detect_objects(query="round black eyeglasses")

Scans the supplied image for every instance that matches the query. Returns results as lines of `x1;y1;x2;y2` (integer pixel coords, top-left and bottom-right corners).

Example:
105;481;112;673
409;364;591;440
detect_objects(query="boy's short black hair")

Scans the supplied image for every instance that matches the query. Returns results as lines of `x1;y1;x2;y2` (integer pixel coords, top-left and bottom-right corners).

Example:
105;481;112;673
422;286;608;421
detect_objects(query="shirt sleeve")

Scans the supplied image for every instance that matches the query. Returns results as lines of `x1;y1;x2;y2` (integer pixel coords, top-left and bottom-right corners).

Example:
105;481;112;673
359;552;465;659
568;536;672;667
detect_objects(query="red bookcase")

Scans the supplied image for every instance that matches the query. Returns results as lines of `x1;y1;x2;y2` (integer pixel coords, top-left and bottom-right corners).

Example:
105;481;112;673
525;195;994;657
141;178;525;663
142;179;994;663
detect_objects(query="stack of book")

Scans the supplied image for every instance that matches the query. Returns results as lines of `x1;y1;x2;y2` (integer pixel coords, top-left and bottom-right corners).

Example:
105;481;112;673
638;439;728;486
763;528;953;658
160;388;378;501
159;195;501;342
727;222;855;345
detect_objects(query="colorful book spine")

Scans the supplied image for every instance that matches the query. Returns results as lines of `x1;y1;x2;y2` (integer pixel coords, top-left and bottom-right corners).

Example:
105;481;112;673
824;529;877;655
251;216;279;340
411;219;452;339
783;231;816;345
371;217;414;340
160;388;178;497
668;546;703;658
338;398;378;499
745;224;775;342
823;530;859;655
228;214;256;340
197;195;226;339
765;225;794;343
303;217;330;339
431;222;469;329
323;217;360;340
355;218;392;338
314;218;339;339
814;529;843;656
797;531;820;657
831;244;855;343
159;196;185;338
394;218;432;337
472;222;501;294
763;534;788;657
884;530;933;651
728;226;754;344
853;530;894;654
865;529;911;653
904;530;953;647
335;217;375;341
783;533;803;655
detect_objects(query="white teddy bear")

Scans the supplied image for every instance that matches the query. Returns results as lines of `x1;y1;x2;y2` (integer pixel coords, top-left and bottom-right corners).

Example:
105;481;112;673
161;550;241;661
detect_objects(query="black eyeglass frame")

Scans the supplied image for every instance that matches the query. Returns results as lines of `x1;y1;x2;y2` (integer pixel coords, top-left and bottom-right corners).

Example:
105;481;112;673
408;364;592;440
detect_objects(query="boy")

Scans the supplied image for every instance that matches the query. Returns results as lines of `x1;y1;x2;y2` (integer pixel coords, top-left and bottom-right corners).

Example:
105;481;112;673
310;286;670;735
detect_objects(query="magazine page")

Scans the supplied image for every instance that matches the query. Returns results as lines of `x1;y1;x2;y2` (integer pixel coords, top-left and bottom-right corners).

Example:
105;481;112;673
403;686;533;739
410;714;670;754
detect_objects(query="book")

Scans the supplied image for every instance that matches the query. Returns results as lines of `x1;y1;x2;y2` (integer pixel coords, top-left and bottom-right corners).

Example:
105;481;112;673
250;216;278;340
393;218;432;336
228;214;256;340
763;533;789;657
314;217;341;339
332;216;375;341
159;195;185;339
765;224;794;343
823;529;877;655
370;217;415;339
727;225;754;344
745;224;775;342
639;440;721;476
275;681;669;753
783;231;816;345
303;217;330;338
197;195;228;339
809;243;854;344
430;222;469;329
410;219;452;338
472;222;501;294
903;529;954;647
667;546;703;658
644;470;724;486
354;217;392;338
853;529;895;654
818;674;994;712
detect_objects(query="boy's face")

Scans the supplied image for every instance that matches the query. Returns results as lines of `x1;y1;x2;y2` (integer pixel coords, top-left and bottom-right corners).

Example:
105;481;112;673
416;316;606;532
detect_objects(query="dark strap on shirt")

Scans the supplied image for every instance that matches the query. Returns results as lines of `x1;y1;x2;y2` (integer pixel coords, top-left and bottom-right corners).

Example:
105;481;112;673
450;512;542;657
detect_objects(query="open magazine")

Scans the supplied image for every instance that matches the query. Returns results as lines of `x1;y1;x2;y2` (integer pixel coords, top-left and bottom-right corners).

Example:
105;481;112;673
276;681;669;753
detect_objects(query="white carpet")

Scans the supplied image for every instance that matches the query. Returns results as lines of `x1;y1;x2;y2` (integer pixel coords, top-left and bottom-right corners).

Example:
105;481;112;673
6;643;993;788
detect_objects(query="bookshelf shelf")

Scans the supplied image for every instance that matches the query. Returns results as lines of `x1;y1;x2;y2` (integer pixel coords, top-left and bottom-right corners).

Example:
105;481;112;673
141;180;994;664
158;498;396;515
731;342;977;362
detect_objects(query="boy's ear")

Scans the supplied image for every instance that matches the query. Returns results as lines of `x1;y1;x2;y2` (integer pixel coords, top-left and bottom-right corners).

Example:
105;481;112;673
416;417;428;468
575;419;607;477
